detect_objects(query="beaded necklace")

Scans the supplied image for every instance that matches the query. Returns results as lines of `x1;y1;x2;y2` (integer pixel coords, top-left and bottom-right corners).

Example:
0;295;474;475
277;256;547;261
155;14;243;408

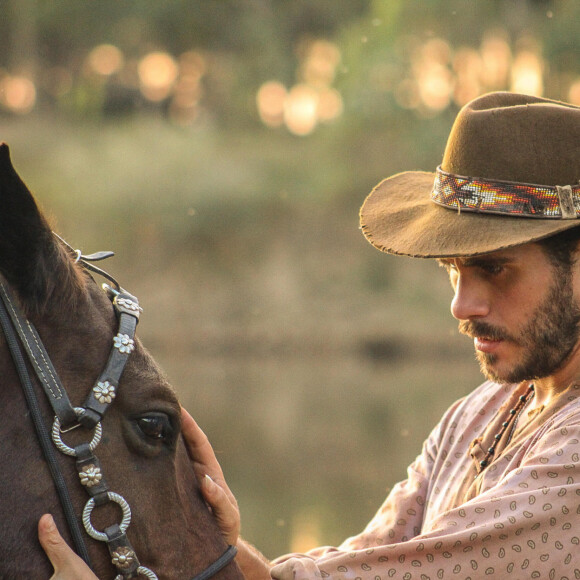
479;383;535;470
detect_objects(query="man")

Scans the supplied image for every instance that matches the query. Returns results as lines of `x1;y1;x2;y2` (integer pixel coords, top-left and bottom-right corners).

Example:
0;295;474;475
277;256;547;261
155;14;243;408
41;92;580;578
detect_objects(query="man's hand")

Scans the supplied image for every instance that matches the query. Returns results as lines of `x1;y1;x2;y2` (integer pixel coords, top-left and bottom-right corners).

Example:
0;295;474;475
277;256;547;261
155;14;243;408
181;407;241;547
38;415;264;580
183;408;273;579
38;514;98;580
38;412;243;579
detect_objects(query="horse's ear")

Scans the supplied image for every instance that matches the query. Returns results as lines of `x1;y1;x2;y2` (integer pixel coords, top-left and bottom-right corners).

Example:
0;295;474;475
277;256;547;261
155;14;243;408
0;143;62;306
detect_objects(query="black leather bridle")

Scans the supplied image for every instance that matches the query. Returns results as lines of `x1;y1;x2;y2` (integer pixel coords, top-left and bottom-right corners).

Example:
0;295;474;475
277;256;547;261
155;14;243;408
0;239;237;580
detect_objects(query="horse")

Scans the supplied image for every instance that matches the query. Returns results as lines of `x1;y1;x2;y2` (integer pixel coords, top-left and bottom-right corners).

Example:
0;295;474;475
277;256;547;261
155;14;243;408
0;143;244;580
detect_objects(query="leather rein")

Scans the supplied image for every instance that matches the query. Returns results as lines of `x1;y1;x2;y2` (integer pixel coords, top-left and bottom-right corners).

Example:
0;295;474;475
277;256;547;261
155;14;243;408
0;240;236;580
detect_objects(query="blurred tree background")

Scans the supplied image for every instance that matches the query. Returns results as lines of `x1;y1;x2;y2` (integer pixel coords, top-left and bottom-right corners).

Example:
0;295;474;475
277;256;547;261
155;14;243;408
1;0;579;560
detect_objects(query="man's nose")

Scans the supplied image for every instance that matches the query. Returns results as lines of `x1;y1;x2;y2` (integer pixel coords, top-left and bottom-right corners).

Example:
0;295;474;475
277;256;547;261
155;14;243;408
450;276;490;321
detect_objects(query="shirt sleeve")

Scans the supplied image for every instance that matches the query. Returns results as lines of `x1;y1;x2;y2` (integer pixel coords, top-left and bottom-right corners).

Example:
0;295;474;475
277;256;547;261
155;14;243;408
270;409;580;579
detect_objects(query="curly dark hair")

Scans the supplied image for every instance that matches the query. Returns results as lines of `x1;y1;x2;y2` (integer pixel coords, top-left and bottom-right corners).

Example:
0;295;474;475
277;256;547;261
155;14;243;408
537;227;580;270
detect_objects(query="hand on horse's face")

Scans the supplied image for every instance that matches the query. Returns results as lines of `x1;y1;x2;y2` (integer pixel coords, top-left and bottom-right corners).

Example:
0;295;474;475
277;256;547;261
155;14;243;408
38;515;98;580
38;411;241;580
181;407;242;547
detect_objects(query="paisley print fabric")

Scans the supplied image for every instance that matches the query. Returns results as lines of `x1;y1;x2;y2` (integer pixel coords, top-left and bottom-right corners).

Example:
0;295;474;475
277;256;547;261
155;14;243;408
271;381;580;579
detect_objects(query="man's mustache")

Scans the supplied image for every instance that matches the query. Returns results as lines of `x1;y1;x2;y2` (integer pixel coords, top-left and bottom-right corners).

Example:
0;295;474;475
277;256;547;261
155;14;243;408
458;320;514;342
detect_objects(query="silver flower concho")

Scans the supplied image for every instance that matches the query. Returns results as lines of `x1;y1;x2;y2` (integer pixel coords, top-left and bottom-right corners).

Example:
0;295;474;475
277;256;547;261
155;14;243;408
113;333;135;354
116;297;141;313
111;546;136;570
79;464;103;488
93;380;116;404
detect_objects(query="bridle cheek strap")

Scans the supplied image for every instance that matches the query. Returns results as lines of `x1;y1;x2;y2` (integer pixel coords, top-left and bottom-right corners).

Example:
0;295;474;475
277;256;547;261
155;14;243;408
0;279;93;567
0;280;79;427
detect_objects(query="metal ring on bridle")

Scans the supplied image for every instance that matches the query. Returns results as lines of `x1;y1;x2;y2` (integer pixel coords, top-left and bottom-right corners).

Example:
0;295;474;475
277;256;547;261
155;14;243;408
115;566;158;580
51;408;103;456
82;492;132;542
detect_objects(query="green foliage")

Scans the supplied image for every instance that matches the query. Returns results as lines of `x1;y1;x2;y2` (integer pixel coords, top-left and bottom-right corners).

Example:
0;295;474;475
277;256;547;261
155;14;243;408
3;0;369;63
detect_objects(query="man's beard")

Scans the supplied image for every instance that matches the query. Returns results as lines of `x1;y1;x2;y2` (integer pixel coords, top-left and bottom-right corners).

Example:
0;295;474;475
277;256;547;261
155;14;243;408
459;267;580;384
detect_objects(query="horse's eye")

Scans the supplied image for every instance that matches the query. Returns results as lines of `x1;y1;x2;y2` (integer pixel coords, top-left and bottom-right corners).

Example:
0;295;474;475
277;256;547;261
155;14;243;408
136;414;173;441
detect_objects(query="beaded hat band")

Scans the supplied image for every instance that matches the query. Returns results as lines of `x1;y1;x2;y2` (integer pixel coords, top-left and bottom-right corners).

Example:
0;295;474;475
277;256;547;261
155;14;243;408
360;92;580;257
431;166;580;220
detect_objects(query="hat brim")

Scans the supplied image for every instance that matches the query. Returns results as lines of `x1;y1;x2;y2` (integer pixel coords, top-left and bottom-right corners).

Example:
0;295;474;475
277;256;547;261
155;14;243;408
360;171;580;258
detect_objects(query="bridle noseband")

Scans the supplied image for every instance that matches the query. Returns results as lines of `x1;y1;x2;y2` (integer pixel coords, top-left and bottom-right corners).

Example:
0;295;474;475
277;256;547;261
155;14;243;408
0;240;237;580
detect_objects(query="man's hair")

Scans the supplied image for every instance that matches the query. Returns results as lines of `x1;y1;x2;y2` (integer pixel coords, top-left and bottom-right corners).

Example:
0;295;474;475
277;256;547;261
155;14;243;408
538;227;580;270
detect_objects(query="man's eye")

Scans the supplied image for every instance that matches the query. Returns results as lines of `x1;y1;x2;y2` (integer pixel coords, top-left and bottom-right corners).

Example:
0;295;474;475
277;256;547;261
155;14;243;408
136;414;173;441
480;263;504;275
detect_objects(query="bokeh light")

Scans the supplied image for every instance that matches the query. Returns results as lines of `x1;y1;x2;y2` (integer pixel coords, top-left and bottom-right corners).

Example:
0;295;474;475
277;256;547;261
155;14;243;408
87;44;125;76
299;39;341;87
511;49;544;96
412;36;452;106
387;32;550;114
0;18;576;128
257;39;343;135
415;62;453;112
284;84;319;136
1;75;36;114
257;81;287;128
138;51;179;102
452;48;482;106
169;51;207;125
480;34;512;89
316;87;343;123
568;79;580;105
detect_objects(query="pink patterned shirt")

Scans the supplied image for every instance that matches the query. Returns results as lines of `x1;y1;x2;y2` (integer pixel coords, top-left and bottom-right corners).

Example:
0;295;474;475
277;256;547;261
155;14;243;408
271;381;580;579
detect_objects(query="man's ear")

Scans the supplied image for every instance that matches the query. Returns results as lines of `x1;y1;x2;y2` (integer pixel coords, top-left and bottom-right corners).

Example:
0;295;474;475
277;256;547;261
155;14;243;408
0;143;60;306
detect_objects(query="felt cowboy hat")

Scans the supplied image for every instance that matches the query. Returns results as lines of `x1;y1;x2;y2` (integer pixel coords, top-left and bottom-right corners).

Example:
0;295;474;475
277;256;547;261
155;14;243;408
359;92;580;258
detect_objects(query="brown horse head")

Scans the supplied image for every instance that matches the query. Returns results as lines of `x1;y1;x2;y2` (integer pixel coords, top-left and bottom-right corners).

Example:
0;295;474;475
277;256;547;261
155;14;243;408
0;143;243;580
